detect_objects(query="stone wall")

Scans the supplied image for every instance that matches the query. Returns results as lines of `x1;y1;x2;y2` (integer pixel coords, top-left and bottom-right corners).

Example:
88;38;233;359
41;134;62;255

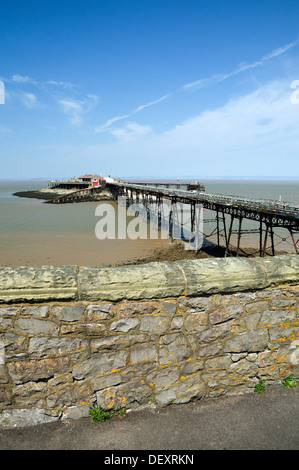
0;255;298;428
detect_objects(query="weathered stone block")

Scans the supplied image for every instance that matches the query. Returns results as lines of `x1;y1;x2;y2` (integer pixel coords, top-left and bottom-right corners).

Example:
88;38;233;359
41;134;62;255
209;304;243;325
223;329;268;353
130;344;157;364
156;375;205;406
205;355;232;370
162;301;177;314
0;317;13;330
159;333;192;365
271;298;296;309
0;332;27;357
268;325;299;344
79;262;185;301
91;372;123;392
0;409;58;428
196;322;232;344
28;337;88;358
121;362;156;381
186;297;212;311
0;266;78;303
177;257;267;296
46;382;92;408
196;342;222;357
170;316;183;330
260;309;296;327
86;303;116;320
258;255;299;286
7;357;70;384
96;379;153;410
90;334;145;352
140;316;169;334
72;350;127;380
0;365;8;384
52;305;85;322
0;386;11;406
0;307;19;316
20;306;50;317
244;300;269;313
61;405;90;421
110;318;139;333
181;359;204;375
119;300;160;316
146;367;179;390
61;322;106;335
13;381;47;400
14;318;59;336
184;311;208;333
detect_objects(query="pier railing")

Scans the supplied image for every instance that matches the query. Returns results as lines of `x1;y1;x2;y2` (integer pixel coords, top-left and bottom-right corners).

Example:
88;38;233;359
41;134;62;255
109;182;299;220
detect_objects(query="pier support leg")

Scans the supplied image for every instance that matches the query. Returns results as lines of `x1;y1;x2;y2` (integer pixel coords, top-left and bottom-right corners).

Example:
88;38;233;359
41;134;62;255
268;218;275;256
289;228;299;255
236;217;243;257
216;210;220;247
157;197;161;231
169;206;173;241
222;212;228;250
262;225;269;257
190;202;196;233
225;215;234;257
259;219;263;257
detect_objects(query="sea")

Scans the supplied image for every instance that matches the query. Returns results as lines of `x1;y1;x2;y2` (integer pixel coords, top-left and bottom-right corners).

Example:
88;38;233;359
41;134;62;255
0;179;298;267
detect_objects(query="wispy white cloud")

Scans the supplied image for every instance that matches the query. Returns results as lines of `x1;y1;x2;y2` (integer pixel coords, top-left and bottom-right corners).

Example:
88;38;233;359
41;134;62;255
95;95;171;133
137;80;299;175
10;74;77;90
84;79;298;177
11;74;37;85
110;121;152;141
57;94;99;126
132;94;171;114
182;37;299;91
19;92;37;109
0;125;13;136
96;38;299;135
36;79;299;178
46;80;77;89
95;114;131;132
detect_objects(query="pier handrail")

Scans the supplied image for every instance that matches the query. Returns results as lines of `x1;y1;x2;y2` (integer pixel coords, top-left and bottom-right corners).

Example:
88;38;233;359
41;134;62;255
108;182;299;220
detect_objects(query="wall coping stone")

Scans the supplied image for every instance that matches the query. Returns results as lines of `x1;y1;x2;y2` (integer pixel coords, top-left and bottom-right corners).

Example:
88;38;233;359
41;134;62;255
0;254;298;303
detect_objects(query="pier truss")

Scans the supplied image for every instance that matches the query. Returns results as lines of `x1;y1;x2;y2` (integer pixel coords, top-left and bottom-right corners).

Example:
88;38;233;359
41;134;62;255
108;182;299;257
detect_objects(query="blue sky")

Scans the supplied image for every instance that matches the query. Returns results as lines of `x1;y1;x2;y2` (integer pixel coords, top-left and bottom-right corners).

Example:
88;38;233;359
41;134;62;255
1;0;299;179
